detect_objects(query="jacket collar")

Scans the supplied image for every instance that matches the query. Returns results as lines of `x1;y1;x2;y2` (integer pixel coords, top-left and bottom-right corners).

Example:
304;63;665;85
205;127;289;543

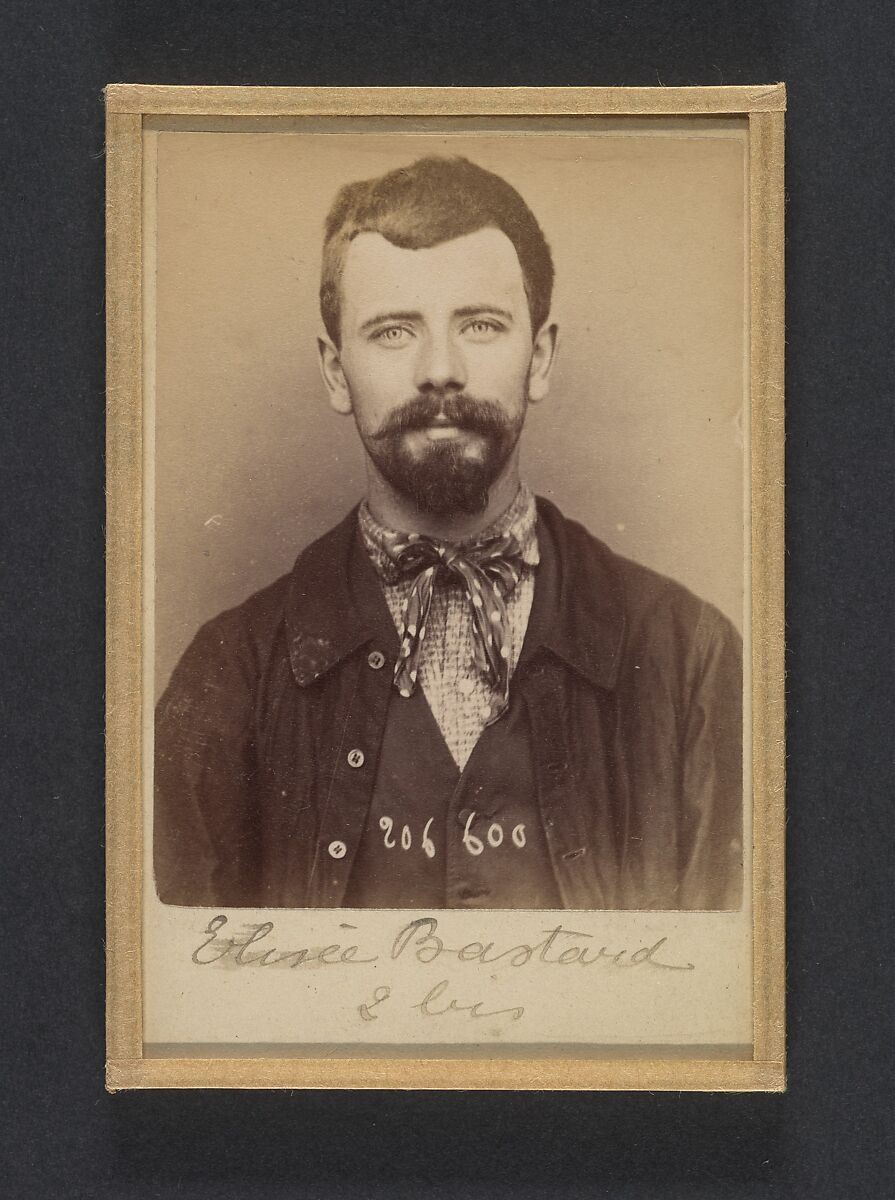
284;497;625;691
528;497;625;691
284;507;380;687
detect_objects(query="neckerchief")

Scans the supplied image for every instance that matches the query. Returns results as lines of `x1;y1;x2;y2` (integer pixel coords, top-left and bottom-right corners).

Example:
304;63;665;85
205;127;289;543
361;492;536;721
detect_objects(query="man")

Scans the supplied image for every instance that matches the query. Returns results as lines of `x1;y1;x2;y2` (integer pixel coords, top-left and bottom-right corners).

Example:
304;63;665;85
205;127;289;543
155;155;742;911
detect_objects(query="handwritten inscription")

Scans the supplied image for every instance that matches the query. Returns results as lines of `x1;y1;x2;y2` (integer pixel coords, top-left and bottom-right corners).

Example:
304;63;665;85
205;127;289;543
411;979;525;1021
191;914;694;1026
356;981;523;1022
193;914;694;973
376;813;527;858
391;917;694;970
192;914;378;967
359;985;392;1021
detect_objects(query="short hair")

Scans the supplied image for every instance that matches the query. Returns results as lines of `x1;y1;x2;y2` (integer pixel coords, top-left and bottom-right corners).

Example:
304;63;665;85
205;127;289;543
320;155;554;347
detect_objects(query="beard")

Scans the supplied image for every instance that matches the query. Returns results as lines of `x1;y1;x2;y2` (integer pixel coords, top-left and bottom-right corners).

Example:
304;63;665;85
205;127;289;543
360;390;526;517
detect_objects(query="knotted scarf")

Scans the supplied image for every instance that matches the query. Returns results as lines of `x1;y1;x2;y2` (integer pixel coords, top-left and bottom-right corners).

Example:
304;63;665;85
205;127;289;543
379;530;527;719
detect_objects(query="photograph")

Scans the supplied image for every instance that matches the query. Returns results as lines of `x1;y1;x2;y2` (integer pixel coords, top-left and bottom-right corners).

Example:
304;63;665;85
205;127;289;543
105;85;785;1090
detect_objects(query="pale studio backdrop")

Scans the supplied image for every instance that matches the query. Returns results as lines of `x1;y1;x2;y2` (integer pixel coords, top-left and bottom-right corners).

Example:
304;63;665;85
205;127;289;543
150;119;748;697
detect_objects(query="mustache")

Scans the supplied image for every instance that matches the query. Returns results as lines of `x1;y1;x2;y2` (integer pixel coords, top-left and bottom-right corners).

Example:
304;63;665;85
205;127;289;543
372;392;513;440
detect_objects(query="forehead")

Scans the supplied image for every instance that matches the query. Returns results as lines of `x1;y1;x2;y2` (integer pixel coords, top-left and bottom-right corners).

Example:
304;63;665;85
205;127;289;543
339;227;528;321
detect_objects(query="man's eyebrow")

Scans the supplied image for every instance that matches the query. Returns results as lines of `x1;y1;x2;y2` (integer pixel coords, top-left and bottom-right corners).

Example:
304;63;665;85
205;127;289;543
358;311;422;334
454;305;515;323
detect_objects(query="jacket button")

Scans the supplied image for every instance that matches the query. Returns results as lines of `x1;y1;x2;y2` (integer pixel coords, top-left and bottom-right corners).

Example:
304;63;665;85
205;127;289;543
328;840;347;859
367;650;386;670
347;748;365;768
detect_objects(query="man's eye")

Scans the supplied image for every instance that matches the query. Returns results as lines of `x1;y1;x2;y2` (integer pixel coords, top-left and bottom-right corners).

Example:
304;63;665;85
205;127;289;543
462;319;503;340
373;326;411;345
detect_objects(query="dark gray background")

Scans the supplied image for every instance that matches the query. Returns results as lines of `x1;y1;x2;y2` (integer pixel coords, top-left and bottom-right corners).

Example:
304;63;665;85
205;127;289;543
2;1;893;1197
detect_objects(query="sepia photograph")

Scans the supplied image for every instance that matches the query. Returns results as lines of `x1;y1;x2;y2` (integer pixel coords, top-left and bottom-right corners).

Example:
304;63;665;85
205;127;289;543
106;85;785;1090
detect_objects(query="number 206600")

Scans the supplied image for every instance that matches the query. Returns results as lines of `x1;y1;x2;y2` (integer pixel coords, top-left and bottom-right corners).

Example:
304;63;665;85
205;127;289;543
378;813;526;859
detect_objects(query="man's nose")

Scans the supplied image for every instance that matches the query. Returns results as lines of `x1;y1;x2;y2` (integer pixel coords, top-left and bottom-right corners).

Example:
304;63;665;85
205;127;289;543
413;331;466;393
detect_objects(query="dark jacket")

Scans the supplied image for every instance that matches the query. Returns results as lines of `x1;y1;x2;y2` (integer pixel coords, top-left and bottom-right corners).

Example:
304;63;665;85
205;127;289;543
154;498;743;910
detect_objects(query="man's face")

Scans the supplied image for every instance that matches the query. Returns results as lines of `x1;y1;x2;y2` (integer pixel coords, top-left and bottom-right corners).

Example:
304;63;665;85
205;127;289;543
320;227;554;517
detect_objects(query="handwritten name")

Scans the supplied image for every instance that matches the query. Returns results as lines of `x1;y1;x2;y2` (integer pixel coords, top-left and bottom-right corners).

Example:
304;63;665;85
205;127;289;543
192;915;377;967
391;917;694;971
191;915;695;1027
192;914;694;973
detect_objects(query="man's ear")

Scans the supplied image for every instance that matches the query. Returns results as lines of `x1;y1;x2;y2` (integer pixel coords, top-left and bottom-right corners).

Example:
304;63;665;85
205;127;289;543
527;322;559;405
317;335;353;415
